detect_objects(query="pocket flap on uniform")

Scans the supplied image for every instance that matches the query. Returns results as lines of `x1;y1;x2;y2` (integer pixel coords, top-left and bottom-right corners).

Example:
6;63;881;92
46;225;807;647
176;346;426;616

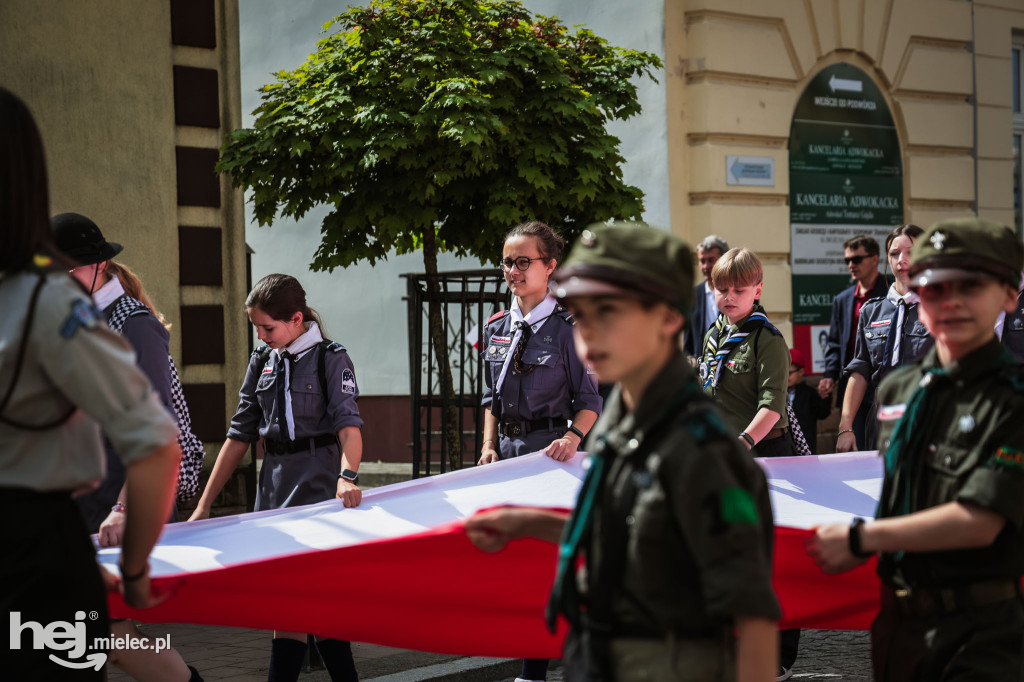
521;348;557;367
291;373;320;394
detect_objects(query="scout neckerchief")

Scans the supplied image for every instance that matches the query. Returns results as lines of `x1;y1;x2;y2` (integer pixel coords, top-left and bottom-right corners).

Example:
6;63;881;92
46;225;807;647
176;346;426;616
880;285;920;368
700;305;769;391
545;380;701;632
272;321;324;441
495;294;557;394
881;347;1011;534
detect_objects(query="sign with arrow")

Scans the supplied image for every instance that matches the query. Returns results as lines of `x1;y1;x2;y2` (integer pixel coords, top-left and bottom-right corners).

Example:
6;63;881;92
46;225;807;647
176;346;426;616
726;155;775;186
788;62;903;358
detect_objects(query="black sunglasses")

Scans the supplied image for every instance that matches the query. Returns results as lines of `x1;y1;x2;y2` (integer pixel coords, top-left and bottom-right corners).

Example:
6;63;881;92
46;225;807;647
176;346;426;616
501;256;545;272
844;255;870;265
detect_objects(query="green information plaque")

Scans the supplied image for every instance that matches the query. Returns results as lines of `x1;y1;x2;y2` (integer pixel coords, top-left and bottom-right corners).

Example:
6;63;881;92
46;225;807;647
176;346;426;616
789;64;903;369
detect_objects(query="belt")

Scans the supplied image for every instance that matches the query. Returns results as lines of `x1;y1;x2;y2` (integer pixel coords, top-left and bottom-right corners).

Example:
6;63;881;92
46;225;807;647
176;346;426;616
881;579;1022;618
499;416;568;438
264;434;337;455
762;426;788;441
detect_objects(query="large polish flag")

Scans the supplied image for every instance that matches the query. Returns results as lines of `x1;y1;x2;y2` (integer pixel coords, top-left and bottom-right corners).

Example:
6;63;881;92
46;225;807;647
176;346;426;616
101;451;884;658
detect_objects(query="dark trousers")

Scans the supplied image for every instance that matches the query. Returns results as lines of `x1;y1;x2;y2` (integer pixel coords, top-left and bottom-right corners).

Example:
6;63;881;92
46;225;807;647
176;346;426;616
871;598;1024;681
1;488;109;680
752;430;792;458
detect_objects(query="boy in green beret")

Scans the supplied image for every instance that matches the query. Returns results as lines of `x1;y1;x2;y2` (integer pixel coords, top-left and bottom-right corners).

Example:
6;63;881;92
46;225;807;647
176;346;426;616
807;217;1024;681
467;223;780;682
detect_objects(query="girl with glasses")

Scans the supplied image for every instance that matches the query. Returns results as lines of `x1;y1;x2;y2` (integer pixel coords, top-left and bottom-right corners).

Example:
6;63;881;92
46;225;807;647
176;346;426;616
478;221;602;682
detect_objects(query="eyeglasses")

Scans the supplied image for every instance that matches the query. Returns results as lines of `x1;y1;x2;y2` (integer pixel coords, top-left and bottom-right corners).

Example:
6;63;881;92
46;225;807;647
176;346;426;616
913;277;994;302
844;255;869;265
789;367;801;374
500;256;545;272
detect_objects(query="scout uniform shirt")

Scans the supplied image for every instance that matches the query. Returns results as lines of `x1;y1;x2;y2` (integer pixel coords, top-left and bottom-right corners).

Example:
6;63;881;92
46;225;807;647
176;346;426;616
0;269;178;491
228;322;362;510
76;276;178;532
700;309;789;434
481;295;601;459
575;354;779;670
874;338;1024;587
846;285;932;389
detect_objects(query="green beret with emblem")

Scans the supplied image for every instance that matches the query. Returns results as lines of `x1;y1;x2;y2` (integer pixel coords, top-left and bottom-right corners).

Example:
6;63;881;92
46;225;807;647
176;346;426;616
909;217;1023;288
551;222;694;316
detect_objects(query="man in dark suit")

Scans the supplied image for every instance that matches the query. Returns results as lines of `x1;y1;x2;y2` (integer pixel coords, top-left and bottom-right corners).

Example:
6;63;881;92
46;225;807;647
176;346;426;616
684;234;729;357
818;234;886;450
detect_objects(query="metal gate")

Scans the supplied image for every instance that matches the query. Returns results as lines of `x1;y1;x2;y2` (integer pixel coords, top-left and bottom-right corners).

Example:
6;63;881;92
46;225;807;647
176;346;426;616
402;269;508;477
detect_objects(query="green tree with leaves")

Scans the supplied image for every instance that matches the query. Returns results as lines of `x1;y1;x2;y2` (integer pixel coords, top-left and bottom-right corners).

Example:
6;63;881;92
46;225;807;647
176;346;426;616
218;0;661;470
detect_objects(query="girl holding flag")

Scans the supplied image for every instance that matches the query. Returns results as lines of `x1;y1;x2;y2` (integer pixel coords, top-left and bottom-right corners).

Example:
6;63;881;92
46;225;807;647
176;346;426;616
478;221;601;466
189;273;362;682
477;221;601;682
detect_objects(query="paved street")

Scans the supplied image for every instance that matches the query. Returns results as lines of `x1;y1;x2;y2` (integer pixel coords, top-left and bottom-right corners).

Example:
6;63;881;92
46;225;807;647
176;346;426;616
497;630;872;682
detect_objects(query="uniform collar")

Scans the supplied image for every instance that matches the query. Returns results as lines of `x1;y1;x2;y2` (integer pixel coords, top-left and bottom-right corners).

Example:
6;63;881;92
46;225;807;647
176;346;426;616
281;321;323;359
510;294;557;332
886;284;918;305
93;276;125;311
919;336;1008;385
597;353;694;456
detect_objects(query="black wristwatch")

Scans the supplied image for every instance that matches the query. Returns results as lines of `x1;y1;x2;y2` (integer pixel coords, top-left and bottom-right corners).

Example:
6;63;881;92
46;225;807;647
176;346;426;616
848;517;872;558
338;469;359;485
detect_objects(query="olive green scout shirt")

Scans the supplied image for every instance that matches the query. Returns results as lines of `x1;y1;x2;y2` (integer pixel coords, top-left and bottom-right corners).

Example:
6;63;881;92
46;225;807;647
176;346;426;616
584;353;781;636
702;315;790;434
875;338;1024;587
0;270;178;492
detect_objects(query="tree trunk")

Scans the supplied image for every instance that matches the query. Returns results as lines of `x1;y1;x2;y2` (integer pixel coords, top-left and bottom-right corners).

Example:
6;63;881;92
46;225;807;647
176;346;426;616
421;228;463;472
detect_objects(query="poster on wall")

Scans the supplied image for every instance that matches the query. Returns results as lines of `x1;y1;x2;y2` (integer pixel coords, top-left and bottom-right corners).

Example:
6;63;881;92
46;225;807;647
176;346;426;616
789;63;903;373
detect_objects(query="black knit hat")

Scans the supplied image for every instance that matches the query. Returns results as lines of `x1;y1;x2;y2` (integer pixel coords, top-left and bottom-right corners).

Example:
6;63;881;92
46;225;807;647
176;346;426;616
51;212;122;265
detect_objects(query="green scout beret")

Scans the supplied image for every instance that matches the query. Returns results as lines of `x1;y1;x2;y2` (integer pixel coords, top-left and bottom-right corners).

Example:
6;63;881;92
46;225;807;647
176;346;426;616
551;222;694;316
909;217;1023;288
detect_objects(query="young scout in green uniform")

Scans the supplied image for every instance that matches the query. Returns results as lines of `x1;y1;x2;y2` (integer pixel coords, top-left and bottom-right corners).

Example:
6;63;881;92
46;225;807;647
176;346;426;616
807;217;1024;682
698;248;791;459
467;223;781;682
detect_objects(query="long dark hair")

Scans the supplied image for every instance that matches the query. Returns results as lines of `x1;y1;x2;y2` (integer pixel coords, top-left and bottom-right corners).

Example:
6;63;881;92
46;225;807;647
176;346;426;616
0;88;62;273
246;273;326;336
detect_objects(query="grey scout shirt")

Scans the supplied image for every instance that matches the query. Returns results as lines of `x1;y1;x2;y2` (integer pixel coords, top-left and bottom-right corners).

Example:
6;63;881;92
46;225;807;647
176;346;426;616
481;308;601;424
875;339;1024;586
586;353;781;634
228;343;363;443
0;270;178;491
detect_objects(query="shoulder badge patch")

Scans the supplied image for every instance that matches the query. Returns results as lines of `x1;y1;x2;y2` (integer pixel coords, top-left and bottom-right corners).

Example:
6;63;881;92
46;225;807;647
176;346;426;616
341;368;357;395
719;487;759;525
326;341;347;353
993;446;1024;472
487;310;509;325
60;299;101;338
877;403;906;421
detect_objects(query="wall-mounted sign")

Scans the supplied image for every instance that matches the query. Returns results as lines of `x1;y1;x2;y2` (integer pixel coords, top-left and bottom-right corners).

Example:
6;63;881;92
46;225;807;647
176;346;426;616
789;63;903;371
727;155;775;186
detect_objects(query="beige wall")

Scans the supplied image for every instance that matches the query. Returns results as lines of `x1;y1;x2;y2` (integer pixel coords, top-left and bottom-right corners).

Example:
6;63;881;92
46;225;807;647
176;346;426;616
666;0;1024;343
0;0;248;446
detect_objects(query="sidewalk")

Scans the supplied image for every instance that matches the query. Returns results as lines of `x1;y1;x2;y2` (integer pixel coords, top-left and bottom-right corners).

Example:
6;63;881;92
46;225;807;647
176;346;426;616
109;622;521;682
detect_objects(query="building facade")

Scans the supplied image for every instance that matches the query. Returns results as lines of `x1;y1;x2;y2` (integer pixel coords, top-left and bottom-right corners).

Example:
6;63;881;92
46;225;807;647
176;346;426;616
1;0;248;469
